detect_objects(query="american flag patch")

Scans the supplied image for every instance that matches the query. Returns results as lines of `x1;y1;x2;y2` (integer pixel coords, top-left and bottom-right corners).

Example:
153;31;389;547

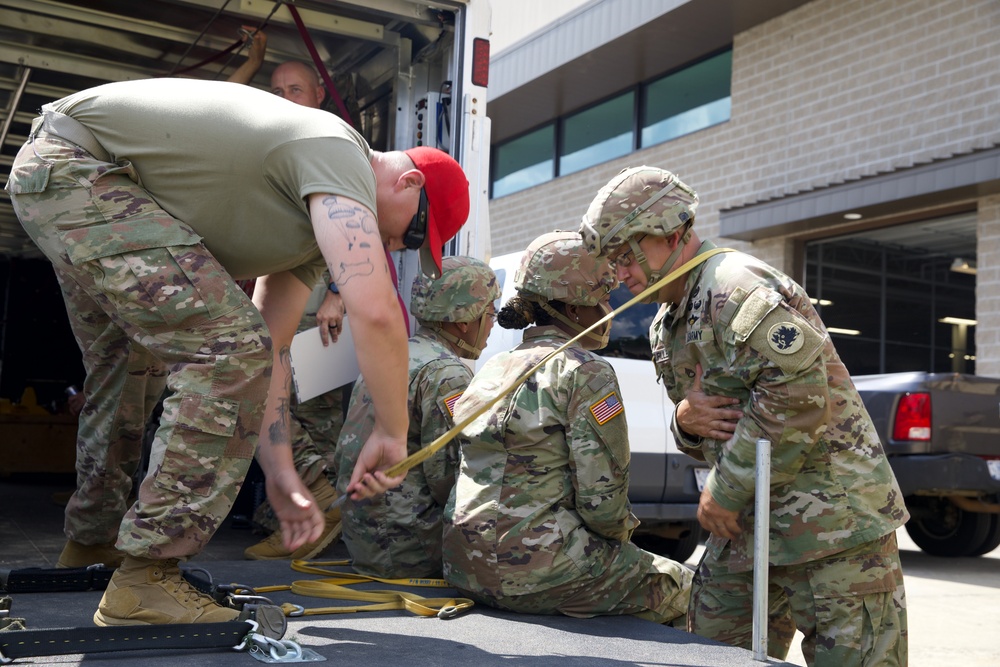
443;391;463;417
589;391;624;425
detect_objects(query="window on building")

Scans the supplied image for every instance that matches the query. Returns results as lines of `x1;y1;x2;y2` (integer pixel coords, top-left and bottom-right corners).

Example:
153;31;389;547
804;214;977;376
641;51;732;147
559;92;635;177
489;49;732;198
491;124;555;198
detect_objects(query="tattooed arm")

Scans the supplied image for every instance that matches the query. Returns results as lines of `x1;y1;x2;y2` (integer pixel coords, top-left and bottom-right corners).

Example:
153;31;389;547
308;192;408;500
252;270;323;551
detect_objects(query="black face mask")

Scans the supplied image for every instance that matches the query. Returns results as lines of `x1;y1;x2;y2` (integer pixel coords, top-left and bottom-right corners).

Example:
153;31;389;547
403;188;428;250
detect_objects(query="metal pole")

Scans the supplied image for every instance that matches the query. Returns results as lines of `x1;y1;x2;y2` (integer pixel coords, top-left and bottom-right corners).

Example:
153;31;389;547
0;66;32;153
752;437;771;661
0;66;31;393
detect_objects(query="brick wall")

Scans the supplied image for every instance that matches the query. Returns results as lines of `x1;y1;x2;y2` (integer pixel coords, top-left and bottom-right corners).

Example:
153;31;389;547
488;0;1000;367
976;196;1000;376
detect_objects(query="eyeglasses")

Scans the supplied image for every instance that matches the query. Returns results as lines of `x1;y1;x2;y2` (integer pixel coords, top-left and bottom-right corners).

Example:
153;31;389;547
609;246;636;270
403;188;429;250
607;235;645;270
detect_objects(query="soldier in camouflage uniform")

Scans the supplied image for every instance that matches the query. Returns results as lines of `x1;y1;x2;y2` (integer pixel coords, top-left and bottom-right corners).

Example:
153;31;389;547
579;166;909;666
4;77;469;626
336;257;499;578
442;231;692;624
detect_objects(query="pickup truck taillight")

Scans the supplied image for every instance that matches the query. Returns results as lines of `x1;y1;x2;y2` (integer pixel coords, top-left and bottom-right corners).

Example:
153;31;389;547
892;392;931;441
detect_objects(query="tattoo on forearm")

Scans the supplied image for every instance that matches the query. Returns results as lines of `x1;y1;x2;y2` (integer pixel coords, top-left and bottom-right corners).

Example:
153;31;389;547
266;345;293;445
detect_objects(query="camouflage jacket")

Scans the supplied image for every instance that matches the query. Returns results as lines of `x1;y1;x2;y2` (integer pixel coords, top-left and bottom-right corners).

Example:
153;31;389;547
335;328;469;578
655;240;909;572
442;326;645;597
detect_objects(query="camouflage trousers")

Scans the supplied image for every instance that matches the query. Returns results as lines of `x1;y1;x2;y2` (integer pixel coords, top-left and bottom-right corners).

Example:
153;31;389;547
289;384;346;483
465;551;693;624
689;532;907;666
55;271;168;545
7;131;271;560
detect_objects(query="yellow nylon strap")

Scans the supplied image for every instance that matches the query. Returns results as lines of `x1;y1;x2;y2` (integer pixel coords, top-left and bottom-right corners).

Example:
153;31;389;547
372;246;735;481
252;560;469;618
279;579;474;617
288;559;449;587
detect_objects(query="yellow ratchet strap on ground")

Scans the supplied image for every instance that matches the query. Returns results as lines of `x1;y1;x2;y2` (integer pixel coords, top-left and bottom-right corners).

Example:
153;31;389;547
330;246;736;499
288;558;450;586
252;559;473;619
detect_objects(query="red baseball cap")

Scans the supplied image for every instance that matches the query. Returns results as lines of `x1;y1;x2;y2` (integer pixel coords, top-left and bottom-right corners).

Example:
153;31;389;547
404;146;470;278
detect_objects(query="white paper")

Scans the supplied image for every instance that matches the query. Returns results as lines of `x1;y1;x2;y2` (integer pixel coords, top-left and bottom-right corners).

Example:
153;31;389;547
289;319;360;403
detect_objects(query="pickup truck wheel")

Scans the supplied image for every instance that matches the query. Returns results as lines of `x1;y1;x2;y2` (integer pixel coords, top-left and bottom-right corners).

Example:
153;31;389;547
968;514;1000;557
904;497;993;557
633;522;704;564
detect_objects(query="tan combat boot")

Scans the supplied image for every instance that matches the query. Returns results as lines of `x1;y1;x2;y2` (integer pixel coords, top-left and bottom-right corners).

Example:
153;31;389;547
243;478;342;561
57;540;125;569
93;556;239;626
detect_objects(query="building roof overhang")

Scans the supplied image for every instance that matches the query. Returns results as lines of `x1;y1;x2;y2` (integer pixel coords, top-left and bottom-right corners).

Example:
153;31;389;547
719;146;1000;241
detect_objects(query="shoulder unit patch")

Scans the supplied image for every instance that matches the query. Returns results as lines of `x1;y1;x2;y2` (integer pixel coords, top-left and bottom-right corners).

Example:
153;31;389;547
767;321;805;355
747;304;825;375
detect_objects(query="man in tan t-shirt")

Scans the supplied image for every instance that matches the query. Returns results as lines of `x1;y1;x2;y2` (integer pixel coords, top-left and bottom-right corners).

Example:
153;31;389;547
6;77;470;627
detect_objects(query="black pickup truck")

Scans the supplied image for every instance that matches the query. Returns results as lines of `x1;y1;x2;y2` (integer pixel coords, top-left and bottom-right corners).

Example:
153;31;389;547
855;372;1000;557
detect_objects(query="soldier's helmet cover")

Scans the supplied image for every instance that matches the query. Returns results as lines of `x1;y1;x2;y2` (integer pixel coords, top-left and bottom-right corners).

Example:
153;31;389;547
579;166;699;258
514;231;617;306
410;256;499;323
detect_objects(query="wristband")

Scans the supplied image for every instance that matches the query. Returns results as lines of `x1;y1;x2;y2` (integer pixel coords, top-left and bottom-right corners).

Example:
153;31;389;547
328;281;339;294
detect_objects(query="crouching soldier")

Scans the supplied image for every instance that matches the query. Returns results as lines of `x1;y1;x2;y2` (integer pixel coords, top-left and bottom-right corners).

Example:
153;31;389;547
336;257;500;577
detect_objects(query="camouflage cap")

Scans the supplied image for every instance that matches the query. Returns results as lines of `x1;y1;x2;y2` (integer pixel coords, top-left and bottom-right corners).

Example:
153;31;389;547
410;256;499;323
579;166;699;257
514;231;617;306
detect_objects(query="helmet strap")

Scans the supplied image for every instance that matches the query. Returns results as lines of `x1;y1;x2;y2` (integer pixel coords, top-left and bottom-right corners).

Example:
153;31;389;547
636;224;692;304
539;301;607;348
426;318;487;360
470;310;490;356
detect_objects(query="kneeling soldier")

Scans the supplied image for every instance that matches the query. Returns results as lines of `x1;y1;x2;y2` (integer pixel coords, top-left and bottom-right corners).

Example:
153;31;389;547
336;257;500;577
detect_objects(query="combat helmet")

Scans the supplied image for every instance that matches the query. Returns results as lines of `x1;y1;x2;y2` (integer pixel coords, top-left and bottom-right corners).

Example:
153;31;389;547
578;166;698;302
411;256;499;359
514;231;616;306
514;230;616;349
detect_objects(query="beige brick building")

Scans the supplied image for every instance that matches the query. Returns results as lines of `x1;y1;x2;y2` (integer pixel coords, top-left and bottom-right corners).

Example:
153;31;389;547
487;0;1000;376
